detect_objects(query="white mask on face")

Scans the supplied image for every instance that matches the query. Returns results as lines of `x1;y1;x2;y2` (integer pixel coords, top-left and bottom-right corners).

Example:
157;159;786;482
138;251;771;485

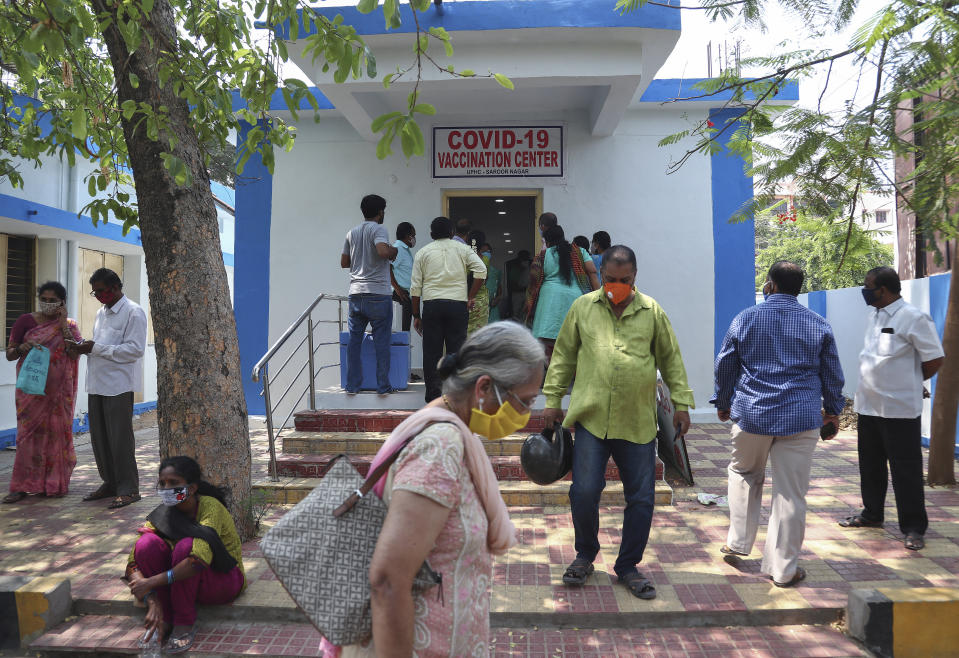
158;486;189;506
39;300;62;315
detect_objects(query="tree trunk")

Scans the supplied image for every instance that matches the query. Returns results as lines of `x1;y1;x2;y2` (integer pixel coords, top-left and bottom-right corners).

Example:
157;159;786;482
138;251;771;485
90;0;254;536
929;240;958;486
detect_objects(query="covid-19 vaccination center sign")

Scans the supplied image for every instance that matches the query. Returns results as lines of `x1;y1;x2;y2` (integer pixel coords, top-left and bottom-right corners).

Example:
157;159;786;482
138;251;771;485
432;125;564;178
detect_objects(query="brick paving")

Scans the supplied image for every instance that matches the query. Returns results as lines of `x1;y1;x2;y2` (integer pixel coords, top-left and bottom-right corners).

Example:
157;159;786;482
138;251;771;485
2;420;957;654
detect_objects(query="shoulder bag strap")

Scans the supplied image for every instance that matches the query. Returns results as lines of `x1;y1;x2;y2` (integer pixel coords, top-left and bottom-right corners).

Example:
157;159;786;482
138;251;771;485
332;434;418;518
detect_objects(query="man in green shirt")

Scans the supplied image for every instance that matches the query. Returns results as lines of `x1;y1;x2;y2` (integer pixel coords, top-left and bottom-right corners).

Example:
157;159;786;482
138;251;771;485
543;245;693;599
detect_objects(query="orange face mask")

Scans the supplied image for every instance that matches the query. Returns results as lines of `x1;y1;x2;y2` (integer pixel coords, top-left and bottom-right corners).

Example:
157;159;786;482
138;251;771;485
604;282;632;305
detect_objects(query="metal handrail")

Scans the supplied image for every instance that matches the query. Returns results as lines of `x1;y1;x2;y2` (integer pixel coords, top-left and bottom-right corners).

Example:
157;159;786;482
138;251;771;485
251;293;348;382
250;292;349;480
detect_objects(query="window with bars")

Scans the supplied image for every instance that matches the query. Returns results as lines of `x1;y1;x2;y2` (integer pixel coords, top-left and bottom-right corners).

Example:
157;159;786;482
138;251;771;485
2;236;37;347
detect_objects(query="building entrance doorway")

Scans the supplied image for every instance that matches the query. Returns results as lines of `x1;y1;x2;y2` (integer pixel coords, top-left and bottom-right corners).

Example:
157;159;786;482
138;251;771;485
443;190;541;321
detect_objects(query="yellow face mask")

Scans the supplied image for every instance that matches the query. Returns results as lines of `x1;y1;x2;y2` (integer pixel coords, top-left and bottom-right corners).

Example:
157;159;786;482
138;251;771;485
468;386;531;440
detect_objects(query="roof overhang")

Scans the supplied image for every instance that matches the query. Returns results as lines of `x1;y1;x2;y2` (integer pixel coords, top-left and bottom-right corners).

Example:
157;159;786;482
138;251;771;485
269;0;682;137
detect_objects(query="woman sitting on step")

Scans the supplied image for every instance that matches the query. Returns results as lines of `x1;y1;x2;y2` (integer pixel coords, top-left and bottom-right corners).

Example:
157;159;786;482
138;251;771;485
328;321;545;658
124;456;246;654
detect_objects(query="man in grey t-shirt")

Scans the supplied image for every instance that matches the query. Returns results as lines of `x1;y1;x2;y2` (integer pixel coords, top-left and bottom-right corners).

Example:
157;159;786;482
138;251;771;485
341;194;398;394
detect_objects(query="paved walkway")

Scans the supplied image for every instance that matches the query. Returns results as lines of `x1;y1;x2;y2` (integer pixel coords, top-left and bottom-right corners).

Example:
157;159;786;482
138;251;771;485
2;420;957;655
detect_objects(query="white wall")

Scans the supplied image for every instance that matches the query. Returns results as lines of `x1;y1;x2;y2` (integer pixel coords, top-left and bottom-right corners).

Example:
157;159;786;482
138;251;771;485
268;106;716;410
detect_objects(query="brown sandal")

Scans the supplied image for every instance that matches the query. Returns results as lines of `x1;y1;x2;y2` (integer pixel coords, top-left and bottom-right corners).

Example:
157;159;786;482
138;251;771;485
83;485;115;501
108;494;141;509
2;491;26;504
773;567;806;588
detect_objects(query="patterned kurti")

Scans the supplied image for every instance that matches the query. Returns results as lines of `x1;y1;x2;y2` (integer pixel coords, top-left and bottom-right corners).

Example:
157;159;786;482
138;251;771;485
346;422;492;658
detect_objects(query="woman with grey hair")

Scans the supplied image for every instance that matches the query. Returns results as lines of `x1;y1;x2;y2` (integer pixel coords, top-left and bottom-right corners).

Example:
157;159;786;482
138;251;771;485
332;322;544;658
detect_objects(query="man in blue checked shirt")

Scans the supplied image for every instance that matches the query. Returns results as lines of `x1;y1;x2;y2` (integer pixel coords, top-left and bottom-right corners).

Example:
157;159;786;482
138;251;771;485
711;261;845;588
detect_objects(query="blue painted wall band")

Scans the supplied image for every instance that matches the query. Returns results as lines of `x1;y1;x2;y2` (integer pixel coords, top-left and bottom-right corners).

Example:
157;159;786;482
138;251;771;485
0;193;143;246
925;272;957;457
807;290;827;318
269;0;681;39
710;108;755;356
234;120;273;415
640;78;799;104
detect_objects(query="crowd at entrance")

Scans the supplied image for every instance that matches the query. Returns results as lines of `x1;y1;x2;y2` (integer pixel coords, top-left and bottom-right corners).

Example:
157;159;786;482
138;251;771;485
340;194;615;399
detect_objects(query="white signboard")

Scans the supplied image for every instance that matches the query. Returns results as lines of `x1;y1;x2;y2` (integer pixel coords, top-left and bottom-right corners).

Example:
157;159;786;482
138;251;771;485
432;125;564;179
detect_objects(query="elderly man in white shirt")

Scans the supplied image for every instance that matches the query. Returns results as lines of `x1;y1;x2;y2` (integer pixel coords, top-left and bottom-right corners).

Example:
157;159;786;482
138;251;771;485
71;268;148;509
839;266;944;551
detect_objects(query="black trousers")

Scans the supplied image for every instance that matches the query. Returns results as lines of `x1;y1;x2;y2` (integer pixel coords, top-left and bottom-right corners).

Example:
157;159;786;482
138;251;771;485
857;414;928;535
392;290;412;332
88;392;139;497
422;299;468;402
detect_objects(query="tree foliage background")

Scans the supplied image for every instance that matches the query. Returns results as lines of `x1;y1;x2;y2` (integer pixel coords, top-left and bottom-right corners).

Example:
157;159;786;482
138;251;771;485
631;0;959;483
755;209;893;292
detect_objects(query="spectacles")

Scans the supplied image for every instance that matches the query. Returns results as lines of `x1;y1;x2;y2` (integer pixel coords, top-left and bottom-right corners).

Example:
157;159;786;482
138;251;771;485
500;387;535;414
89;290;108;296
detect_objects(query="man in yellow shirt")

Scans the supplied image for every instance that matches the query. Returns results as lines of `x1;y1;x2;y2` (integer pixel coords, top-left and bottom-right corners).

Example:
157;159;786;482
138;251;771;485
410;216;487;401
543;245;693;599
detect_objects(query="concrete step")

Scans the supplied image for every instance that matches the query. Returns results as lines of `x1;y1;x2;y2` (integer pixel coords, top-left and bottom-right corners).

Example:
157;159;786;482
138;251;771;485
253;476;673;506
30;614;322;656
282;431;530;456
294;408;551;433
275;452;662;481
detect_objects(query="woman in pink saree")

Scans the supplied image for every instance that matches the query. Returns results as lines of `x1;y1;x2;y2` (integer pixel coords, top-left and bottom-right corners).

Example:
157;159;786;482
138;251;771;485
3;281;82;503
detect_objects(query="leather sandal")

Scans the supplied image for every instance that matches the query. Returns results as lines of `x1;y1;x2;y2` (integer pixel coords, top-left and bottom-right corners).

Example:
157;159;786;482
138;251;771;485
562;558;594;586
720;545;748;557
2;491;26;504
773;567;806;588
108;494;141;509
838;515;882;528
904;533;925;551
620;571;657;599
82;485;115;501
165;624;197;654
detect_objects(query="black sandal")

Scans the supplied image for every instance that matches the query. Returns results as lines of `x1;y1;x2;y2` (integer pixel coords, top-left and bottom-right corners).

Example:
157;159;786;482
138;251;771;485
838;515;882;528
773;567;806;588
904;533;925;551
562;558;594;586
165;624;197;654
108;494;141;509
2;491;26;504
621;571;657;599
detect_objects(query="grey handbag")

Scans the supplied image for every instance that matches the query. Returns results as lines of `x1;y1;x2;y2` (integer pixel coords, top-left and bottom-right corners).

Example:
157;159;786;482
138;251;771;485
260;445;441;646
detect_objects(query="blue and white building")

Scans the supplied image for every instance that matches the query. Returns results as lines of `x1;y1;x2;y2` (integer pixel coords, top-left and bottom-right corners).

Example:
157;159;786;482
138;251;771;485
0;92;235;446
234;0;798;420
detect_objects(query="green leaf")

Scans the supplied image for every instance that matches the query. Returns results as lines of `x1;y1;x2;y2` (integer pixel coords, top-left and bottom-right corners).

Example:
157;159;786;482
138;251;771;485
357;0;378;14
493;74;514;90
400;125;414;158
383;0;397;29
412;103;436;116
366;51;377;78
71;107;87;140
460;69;476;77
96;175;107;191
371;111;402;133
121;100;137;120
141;0;154;14
406;119;425;156
129;72;140;89
87;176;96;198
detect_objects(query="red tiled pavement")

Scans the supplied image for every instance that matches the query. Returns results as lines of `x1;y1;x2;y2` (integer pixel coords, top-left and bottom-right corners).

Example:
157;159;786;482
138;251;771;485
490;626;868;657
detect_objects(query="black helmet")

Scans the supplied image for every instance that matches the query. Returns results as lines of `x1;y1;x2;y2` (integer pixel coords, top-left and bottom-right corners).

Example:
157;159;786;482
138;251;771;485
520;423;573;485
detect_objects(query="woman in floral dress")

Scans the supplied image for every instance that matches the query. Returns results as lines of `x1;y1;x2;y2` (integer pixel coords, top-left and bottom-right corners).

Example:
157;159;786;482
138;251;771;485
335;322;545;658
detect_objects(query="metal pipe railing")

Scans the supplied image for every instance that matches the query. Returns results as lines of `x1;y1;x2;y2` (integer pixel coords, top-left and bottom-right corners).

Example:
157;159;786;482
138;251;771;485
251;293;349;481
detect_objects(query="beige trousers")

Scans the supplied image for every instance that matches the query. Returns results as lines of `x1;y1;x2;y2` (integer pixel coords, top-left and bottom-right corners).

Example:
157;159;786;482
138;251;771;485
725;424;819;583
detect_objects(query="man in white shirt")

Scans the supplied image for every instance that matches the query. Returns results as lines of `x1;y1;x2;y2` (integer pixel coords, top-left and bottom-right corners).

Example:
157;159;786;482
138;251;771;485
71;268;148;509
839;267;944;551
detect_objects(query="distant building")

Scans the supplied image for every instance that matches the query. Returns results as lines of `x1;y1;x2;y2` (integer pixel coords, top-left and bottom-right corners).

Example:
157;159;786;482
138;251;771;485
894;99;954;279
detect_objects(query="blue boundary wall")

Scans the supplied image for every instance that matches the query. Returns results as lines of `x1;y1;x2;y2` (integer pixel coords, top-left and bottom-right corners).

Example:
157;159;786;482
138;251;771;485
234;120;273;416
641;79;799;104
273;0;681;39
709;108;756;356
925;272;957;456
808;290;827;317
0;401;156;450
